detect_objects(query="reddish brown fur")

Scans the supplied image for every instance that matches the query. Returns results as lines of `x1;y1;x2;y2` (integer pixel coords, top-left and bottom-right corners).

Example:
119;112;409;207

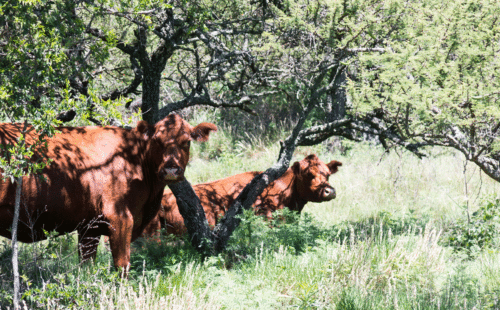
143;154;342;236
0;115;216;271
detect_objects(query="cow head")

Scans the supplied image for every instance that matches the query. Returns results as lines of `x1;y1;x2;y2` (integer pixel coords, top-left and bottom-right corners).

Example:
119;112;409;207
292;154;342;203
136;114;217;183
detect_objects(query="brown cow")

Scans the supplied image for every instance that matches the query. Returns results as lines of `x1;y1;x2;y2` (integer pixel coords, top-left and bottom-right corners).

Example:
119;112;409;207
0;114;216;271
144;154;342;236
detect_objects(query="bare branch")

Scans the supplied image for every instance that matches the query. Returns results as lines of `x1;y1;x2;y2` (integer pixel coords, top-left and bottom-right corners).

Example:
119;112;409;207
100;56;143;101
345;47;385;53
85;27;136;55
157;92;263;117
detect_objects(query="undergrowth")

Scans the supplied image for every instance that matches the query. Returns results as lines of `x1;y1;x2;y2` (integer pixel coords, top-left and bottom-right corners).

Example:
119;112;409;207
444;198;500;257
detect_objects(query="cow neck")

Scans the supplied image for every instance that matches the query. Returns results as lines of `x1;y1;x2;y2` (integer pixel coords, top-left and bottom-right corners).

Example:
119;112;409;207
139;137;167;194
135;138;168;237
271;168;305;212
289;172;308;213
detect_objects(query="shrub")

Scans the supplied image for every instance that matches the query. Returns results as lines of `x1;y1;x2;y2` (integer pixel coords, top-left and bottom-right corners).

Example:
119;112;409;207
445;198;500;256
220;209;330;266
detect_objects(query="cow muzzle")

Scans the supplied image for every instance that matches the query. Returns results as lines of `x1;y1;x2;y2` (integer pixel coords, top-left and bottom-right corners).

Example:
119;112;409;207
161;166;184;182
322;186;336;200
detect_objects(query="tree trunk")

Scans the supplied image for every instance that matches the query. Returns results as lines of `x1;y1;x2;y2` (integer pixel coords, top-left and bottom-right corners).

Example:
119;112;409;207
168;179;214;256
326;68;347;122
141;67;162;125
12;176;22;309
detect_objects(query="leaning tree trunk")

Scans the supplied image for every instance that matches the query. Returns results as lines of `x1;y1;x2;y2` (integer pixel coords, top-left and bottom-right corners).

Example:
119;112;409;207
168;180;215;256
211;108;307;253
12;176;22;309
168;99;314;254
168;145;297;255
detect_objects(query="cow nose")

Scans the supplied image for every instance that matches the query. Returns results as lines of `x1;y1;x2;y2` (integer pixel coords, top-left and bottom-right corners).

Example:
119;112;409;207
323;187;336;200
163;166;184;181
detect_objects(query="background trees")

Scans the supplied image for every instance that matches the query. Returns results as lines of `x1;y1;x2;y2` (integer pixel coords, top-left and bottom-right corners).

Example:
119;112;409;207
350;0;500;182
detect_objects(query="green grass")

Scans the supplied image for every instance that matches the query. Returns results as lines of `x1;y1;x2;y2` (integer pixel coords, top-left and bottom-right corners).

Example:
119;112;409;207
1;127;500;309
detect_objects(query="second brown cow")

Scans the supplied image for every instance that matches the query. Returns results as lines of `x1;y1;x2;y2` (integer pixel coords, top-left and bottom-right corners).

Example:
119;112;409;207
144;154;342;236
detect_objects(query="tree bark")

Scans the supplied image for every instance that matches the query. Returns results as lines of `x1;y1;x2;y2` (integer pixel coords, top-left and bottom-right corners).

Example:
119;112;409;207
326;68;347;122
141;66;162;124
12;176;22;310
471;156;500;183
168;179;214;256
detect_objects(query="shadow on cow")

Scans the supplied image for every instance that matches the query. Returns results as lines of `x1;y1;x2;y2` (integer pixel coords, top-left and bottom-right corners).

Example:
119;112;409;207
0;115;217;274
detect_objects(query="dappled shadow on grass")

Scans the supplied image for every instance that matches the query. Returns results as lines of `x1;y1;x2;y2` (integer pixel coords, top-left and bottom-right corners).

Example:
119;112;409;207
130;233;202;275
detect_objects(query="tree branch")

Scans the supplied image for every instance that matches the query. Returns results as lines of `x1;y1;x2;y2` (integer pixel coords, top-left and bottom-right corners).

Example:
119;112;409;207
100;56;143;101
157;92;262;118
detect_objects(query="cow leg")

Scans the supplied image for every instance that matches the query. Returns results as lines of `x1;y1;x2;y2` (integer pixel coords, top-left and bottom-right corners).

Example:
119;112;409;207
78;230;101;262
107;216;133;277
142;214;162;238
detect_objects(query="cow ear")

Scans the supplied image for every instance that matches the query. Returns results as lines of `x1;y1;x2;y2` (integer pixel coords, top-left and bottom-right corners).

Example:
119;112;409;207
135;120;154;140
191;123;217;142
291;161;302;175
305;154;319;161
327;160;342;174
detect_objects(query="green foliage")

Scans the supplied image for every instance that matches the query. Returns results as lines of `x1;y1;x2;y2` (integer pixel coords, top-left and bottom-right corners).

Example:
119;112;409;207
221;209;328;266
21;263;119;309
1;1;83;105
445;198;500;256
350;0;500;149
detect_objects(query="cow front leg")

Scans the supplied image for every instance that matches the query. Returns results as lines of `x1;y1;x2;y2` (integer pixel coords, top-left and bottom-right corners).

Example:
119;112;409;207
107;215;133;277
78;230;101;262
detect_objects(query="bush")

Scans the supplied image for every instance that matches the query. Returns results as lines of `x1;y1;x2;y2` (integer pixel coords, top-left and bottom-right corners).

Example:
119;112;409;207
445;198;500;256
219;209;329;266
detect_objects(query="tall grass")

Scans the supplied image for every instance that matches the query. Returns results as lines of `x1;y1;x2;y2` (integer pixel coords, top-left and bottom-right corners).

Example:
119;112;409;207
1;122;500;309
